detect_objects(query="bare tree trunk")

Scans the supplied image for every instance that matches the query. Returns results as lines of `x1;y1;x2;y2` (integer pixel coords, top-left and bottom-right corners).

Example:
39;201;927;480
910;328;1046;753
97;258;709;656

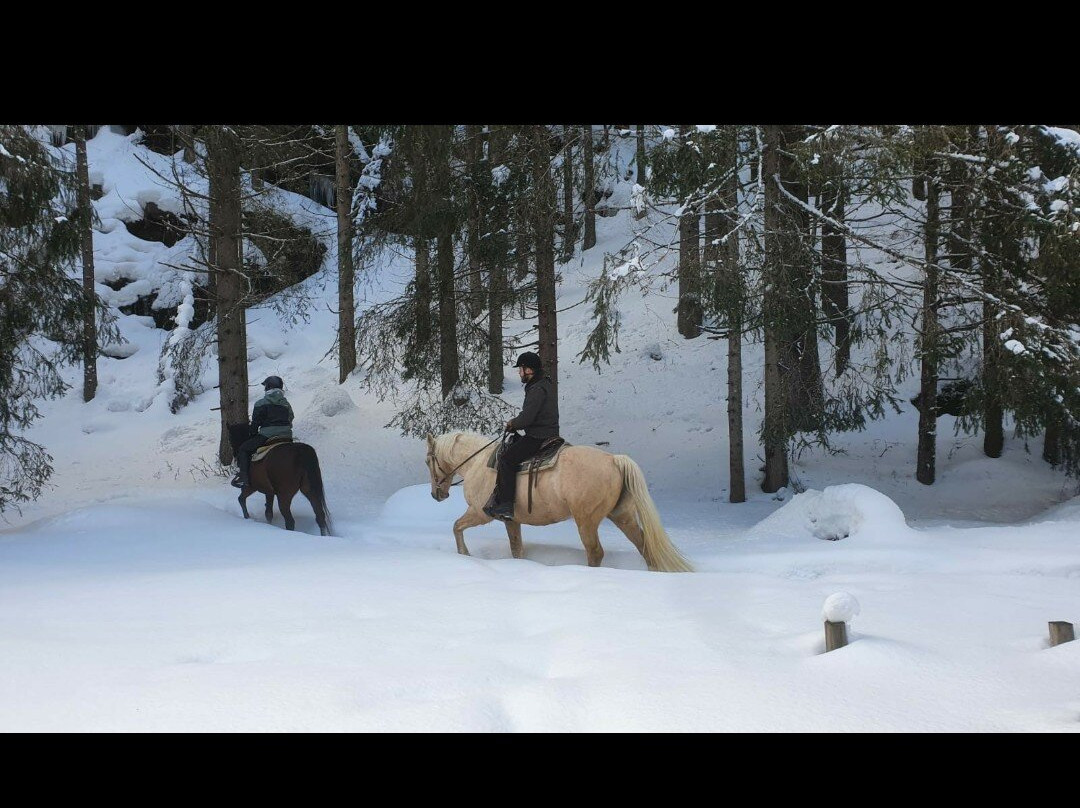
982;127;1007;459
762;124;790;492
335;125;356;383
820;159;850;376
74;125;98;403
437;232;458;399
678;203;702;338
635;124;647;220
465;124;484;318
488;127;505;394
532;125;559;389
178;124;196;164
721;130;745;503
946;127;972;276
426;125;459;400
917;165;941;486
410;126;432;350
582;125;597;252
636;125;647;186
415;237;431;347
561;125;575;262
786;134;824;431
677;126;703;339
488;260;504;394
982;269;1005;459
208;126;249;465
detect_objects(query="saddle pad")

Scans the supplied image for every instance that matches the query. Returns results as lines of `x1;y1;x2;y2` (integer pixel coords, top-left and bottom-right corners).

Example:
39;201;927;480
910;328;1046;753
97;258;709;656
486;439;569;474
252;438;293;463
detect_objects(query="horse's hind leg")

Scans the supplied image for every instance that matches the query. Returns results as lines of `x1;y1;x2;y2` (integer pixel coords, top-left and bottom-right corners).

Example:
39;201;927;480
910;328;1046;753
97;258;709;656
278;490;296;531
574;516;605;568
264;493;274;523
310;497;329;536
299;482;329;536
607;509;651;570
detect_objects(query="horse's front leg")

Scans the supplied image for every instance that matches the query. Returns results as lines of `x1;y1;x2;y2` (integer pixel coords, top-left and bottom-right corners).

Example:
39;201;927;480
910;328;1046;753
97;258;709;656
264;493;274;523
238;489;252;519
453;508;489;556
504;521;525;559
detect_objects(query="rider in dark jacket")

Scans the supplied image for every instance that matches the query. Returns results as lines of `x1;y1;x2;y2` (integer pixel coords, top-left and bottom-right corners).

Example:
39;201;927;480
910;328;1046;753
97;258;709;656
231;376;294;488
484;352;559;521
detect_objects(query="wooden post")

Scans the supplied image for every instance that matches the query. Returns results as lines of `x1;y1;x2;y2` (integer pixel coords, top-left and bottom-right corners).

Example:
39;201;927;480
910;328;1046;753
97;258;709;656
824;620;848;652
1049;621;1074;647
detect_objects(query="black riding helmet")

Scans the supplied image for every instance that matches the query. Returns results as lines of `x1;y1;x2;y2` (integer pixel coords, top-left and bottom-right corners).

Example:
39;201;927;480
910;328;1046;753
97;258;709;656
262;376;284;390
513;352;542;371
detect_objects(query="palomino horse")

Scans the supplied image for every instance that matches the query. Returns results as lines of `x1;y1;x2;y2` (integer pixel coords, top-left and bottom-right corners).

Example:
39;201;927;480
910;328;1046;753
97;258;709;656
425;432;692;572
227;423;333;536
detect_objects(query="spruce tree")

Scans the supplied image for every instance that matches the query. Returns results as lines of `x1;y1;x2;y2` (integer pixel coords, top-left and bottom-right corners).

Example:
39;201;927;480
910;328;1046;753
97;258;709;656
0;125;116;512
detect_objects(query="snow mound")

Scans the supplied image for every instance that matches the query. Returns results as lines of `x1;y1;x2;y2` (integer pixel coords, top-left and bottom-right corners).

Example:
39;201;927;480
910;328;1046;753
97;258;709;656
1029;495;1080;524
379;484;459;527
823;592;860;623
748;483;911;542
307;386;358;418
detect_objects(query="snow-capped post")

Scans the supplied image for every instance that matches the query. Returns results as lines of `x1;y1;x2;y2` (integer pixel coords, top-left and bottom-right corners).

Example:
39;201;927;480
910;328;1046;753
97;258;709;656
822;592;860;652
1048;621;1074;647
824;620;847;651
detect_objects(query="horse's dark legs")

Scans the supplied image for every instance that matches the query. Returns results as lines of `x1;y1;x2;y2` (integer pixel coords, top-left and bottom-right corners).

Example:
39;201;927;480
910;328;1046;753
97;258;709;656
278;490;296;531
264;493;274;523
238;490;251;519
300;482;329;536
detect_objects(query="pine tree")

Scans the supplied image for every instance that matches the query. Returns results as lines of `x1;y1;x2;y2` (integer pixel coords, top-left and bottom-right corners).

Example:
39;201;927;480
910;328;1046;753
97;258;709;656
0;125;117;512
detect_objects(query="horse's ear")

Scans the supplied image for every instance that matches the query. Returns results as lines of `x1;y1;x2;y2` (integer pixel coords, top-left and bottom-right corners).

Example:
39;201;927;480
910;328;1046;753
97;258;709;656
426;434;435;450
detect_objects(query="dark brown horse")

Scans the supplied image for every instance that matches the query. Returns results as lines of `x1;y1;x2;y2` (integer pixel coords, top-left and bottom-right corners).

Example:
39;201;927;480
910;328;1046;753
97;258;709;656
227;423;332;536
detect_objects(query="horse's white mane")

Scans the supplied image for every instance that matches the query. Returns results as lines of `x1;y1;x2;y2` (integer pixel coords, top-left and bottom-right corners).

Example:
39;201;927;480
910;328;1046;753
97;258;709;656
434;431;485;457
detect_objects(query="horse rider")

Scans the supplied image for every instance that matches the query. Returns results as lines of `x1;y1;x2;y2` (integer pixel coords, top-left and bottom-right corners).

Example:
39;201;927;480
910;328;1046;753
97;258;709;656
484;351;560;521
231;375;295;489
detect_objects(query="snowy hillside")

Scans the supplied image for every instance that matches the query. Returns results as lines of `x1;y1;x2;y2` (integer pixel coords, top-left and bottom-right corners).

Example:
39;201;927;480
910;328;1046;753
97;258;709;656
0;127;1077;732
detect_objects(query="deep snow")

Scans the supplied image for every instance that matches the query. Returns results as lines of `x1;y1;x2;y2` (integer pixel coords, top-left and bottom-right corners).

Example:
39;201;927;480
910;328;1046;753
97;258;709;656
1;127;1077;732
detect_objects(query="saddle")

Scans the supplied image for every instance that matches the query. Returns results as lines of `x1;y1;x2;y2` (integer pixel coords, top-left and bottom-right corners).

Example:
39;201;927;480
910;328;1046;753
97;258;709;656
252;437;293;463
487;436;569;514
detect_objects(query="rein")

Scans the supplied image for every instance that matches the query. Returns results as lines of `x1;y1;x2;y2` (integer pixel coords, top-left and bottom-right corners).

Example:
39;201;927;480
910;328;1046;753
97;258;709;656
431;435;503;489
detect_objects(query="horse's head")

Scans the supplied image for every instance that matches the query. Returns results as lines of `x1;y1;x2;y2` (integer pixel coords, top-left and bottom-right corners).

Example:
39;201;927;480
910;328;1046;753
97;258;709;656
425;433;451;502
227;422;253;456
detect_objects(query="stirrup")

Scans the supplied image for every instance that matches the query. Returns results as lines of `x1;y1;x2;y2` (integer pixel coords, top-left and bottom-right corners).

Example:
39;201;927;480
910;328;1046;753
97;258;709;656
484;502;515;522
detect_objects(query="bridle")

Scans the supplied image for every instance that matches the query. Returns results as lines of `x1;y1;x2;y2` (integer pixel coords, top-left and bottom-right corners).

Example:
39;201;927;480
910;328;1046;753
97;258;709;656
428;435;503;490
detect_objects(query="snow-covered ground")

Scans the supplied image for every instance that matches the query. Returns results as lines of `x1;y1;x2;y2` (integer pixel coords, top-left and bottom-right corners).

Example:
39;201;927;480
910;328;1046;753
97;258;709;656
1;128;1077;732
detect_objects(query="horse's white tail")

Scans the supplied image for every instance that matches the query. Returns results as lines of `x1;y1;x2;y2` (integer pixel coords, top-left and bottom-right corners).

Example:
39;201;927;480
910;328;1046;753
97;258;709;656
613;455;693;573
